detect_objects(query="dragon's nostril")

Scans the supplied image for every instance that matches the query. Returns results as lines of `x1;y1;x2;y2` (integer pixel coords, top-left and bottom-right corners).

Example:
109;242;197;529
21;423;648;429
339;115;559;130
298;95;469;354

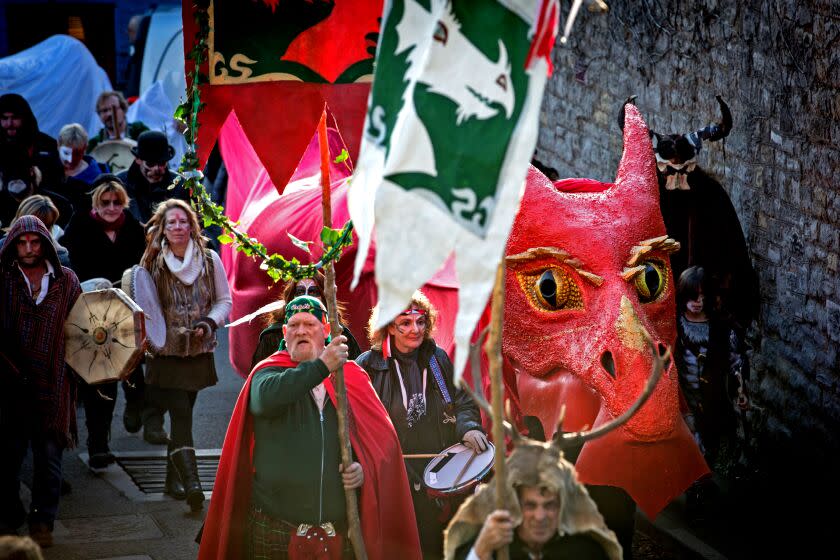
600;351;616;378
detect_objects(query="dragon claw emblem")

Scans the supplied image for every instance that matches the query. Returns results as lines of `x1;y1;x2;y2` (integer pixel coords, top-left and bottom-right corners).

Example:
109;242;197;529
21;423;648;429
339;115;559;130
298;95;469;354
383;0;515;176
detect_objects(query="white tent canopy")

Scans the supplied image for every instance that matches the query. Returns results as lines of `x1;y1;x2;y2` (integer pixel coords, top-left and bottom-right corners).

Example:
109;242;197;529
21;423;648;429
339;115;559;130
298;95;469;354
127;80;187;169
1;34;187;169
0;35;111;139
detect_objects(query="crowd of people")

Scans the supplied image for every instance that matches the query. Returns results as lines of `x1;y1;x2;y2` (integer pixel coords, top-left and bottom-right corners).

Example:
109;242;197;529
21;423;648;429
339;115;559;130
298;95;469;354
0;91;199;550
0;89;758;560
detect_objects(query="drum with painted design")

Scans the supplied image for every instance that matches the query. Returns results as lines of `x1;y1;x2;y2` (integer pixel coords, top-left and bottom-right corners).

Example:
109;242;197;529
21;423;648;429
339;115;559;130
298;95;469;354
90;139;137;174
64;288;145;384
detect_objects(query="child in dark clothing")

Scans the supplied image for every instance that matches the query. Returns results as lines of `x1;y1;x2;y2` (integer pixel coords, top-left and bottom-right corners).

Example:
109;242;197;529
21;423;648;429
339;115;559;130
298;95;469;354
676;266;750;519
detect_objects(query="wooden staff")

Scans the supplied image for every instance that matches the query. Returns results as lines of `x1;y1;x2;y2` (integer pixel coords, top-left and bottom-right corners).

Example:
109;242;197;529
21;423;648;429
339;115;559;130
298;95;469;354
317;109;367;560
485;260;509;560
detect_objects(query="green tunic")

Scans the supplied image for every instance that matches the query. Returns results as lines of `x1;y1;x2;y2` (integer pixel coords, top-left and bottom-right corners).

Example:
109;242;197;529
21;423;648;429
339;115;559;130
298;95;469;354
248;359;347;524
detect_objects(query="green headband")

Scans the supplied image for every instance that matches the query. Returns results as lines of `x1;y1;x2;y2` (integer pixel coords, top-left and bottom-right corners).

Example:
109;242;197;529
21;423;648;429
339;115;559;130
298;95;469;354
279;296;330;351
283;295;328;325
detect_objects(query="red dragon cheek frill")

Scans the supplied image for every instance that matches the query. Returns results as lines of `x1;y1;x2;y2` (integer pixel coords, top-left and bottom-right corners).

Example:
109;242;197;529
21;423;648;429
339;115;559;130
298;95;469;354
497;104;709;518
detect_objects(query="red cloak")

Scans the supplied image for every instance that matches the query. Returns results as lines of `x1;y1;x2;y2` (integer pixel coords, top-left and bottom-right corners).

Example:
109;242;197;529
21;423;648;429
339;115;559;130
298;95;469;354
198;351;421;560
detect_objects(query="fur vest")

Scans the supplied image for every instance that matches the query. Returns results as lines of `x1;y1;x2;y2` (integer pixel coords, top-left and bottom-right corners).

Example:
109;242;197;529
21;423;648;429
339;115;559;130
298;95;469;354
150;247;217;357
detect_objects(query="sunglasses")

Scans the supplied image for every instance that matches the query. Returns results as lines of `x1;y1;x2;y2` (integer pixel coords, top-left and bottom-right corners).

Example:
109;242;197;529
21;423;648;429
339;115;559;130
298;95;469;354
99;198;122;207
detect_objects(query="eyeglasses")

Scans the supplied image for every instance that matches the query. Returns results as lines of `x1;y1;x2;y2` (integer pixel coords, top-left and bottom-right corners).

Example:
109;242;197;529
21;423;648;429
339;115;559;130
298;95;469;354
142;161;168;169
99;199;122;207
293;284;322;298
97;105;122;115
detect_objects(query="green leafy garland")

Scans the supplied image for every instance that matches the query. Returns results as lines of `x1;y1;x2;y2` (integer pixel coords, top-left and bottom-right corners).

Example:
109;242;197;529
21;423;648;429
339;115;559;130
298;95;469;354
173;0;354;283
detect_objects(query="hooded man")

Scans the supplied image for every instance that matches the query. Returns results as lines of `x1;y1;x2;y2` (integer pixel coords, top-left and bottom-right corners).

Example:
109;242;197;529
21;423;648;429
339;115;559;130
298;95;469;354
0;215;81;548
116;130;187;223
199;296;421;560
0;94;63;189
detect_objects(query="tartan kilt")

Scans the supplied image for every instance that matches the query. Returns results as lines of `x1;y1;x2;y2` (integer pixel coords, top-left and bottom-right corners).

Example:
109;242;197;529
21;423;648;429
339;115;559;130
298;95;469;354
246;506;354;560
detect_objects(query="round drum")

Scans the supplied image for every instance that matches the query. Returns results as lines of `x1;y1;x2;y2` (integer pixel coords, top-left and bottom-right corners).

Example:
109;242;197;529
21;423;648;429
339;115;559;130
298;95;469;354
90;139;137;174
423;442;495;498
64;288;145;384
121;265;166;352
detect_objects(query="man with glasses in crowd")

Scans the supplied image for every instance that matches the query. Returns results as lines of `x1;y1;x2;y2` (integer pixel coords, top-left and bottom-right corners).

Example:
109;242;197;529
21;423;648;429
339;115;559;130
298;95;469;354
116;130;187;223
87;91;149;152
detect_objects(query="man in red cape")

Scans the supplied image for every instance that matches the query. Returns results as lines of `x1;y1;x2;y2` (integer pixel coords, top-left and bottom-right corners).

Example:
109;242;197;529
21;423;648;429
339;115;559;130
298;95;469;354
199;296;421;559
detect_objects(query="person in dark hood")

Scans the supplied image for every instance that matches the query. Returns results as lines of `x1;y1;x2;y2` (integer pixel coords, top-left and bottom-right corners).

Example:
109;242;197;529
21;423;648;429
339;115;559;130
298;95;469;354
0;215;81;549
0;148;73;231
1;194;70;268
116;131;187;223
0;94;63;189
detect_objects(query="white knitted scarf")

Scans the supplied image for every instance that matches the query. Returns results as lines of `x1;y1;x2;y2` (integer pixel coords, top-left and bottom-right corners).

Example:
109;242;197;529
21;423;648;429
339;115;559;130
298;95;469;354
162;239;203;286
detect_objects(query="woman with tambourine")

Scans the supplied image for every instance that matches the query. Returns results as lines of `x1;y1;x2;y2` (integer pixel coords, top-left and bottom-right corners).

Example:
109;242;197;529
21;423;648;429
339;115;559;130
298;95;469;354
356;291;488;560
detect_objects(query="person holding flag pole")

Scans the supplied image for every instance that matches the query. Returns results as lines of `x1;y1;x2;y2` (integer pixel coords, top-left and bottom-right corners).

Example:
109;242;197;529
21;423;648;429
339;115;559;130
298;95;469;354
196;112;421;560
347;1;562;559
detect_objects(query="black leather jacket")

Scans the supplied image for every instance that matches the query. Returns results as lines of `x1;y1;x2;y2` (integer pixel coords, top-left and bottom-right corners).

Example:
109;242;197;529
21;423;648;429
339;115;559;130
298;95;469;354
356;339;483;454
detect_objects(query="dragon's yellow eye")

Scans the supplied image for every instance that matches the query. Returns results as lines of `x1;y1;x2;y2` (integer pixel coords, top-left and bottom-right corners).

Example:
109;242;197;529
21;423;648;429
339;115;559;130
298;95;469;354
634;261;667;303
517;268;583;312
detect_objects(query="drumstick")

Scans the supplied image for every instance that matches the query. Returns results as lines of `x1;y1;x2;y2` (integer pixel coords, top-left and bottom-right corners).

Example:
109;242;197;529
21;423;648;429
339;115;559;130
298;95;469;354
402;453;449;459
449;450;478;492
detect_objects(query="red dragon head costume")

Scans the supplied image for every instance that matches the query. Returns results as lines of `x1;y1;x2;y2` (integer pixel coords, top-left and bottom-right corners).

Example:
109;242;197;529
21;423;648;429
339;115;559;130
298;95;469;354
499;104;708;518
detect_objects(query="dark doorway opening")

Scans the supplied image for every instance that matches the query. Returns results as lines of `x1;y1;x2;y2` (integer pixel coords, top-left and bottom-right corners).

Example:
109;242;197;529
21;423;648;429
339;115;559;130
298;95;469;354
5;3;116;83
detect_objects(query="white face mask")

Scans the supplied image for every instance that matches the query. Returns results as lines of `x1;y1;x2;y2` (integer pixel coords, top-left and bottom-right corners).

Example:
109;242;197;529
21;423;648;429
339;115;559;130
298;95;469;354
7;179;28;195
59;145;74;164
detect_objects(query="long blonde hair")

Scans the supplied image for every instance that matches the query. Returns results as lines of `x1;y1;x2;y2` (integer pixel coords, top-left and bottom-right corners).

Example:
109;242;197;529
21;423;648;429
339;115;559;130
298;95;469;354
140;199;205;269
6;194;59;232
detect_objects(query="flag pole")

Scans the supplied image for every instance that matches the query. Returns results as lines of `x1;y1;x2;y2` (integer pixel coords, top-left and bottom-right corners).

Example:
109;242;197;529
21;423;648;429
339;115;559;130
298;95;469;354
317;108;368;560
486;260;509;560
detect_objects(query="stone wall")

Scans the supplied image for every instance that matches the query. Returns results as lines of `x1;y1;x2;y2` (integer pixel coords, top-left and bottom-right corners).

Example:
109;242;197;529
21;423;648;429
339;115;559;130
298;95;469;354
536;1;840;470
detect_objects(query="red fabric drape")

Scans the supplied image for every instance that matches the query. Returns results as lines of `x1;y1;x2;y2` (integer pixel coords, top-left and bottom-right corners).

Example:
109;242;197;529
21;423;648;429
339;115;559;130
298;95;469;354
219;115;458;377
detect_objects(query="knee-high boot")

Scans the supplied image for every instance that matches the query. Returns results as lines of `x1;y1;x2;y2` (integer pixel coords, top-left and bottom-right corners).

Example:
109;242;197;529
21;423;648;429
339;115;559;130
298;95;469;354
171;448;203;512
165;455;186;500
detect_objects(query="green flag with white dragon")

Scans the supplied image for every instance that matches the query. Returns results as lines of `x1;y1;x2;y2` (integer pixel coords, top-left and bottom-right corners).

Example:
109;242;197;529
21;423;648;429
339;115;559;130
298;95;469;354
348;0;557;381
